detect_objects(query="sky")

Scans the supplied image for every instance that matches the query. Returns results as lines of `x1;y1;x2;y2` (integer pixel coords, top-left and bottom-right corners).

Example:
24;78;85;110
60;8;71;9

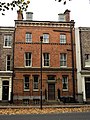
0;0;90;27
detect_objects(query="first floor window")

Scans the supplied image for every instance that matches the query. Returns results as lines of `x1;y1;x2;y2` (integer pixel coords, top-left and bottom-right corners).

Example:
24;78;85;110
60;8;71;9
25;52;32;67
43;53;50;67
24;76;29;91
33;75;39;90
60;53;67;67
6;55;11;71
62;76;68;91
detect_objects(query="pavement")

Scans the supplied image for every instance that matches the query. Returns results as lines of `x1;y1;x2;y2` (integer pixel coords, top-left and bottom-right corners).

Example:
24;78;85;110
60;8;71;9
0;103;90;115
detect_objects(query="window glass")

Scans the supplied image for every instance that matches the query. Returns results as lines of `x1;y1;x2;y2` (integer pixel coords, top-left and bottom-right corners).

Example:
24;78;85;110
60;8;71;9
33;76;39;90
43;53;50;67
43;34;49;43
62;76;68;90
26;33;32;43
4;35;12;47
25;52;32;67
24;76;29;90
48;76;55;80
6;55;11;71
60;34;66;44
60;53;67;67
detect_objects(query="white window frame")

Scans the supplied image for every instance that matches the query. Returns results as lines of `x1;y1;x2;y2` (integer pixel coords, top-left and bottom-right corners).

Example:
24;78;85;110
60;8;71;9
3;35;12;48
25;52;32;67
24;76;30;91
33;76;39;91
26;33;32;43
60;34;66;44
43;34;49;43
60;53;67;67
6;55;11;71
62;76;68;91
43;53;50;67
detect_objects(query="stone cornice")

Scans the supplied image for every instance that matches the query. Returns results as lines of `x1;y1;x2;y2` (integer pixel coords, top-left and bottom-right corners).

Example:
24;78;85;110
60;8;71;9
15;20;73;28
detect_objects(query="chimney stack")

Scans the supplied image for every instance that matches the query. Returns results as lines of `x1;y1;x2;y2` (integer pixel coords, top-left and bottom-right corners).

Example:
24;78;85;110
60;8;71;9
17;10;23;20
64;9;70;22
58;9;70;22
26;12;33;20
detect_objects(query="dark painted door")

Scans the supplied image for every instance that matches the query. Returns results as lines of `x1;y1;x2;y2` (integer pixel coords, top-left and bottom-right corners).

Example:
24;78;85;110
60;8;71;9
85;77;90;99
2;81;9;100
48;84;55;100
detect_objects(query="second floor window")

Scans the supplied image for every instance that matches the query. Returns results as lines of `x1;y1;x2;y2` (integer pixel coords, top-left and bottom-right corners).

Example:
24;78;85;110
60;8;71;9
60;34;66;44
25;52;32;67
60;53;67;67
43;53;50;67
24;76;29;91
26;33;32;43
4;35;12;47
43;34;49;43
6;55;11;71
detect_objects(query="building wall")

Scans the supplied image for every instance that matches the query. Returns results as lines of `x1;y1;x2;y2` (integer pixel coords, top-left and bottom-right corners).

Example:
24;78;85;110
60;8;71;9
79;28;90;69
0;27;14;102
0;27;14;71
75;27;90;103
13;20;76;104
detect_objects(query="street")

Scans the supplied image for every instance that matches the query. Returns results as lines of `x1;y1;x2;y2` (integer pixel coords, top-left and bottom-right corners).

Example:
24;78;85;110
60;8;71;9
0;112;90;120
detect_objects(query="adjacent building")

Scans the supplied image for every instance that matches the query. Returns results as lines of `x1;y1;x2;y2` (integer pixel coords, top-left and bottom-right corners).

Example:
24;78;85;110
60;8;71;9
0;27;14;102
75;27;90;103
13;9;76;104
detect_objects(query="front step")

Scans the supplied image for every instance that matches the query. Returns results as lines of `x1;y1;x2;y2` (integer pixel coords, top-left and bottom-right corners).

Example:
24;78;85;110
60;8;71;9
0;101;10;106
43;100;61;105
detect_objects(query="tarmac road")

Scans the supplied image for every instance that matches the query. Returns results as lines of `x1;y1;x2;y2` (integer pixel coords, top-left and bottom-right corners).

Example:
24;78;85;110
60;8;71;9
0;112;90;120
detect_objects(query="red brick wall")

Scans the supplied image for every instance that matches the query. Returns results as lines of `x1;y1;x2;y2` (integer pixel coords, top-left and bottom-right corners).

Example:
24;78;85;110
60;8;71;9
13;22;76;103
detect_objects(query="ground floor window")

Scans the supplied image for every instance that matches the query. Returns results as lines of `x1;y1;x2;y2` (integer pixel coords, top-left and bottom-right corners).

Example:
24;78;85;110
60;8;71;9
24;76;30;91
62;76;68;91
33;75;39;91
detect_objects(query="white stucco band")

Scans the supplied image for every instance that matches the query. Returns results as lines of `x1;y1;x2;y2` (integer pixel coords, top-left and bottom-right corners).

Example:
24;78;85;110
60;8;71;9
82;76;86;101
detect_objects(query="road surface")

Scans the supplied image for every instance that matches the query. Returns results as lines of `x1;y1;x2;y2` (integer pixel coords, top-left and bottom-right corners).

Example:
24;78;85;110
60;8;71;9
0;112;90;120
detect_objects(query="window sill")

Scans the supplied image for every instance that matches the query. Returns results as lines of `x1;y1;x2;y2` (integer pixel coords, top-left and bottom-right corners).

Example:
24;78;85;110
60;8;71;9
3;46;11;49
33;89;39;92
43;66;50;68
60;66;67;68
24;90;30;92
25;66;32;68
62;89;68;92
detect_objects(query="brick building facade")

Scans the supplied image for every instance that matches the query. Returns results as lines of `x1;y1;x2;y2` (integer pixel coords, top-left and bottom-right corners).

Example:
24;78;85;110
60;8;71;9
75;27;90;103
13;10;76;104
0;27;14;102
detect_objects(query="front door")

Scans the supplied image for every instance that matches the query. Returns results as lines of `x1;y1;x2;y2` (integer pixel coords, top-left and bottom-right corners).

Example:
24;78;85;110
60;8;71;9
2;81;9;100
85;78;90;99
48;84;55;100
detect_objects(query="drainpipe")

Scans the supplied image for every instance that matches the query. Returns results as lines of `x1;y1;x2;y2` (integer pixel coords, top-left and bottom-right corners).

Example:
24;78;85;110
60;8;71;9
70;21;75;102
40;36;43;109
11;28;16;103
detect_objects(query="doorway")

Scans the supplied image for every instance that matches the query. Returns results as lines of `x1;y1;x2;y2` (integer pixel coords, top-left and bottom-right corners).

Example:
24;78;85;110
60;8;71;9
2;81;9;100
48;84;55;100
85;77;90;99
